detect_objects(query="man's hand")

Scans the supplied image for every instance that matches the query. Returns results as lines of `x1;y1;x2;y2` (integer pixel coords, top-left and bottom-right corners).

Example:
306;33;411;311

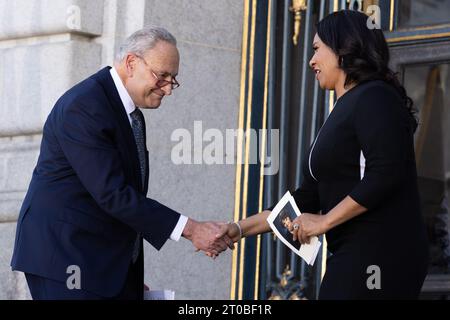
182;219;235;259
202;221;242;258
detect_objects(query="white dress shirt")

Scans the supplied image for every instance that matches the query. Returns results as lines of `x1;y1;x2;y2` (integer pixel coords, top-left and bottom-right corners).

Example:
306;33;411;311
109;67;188;241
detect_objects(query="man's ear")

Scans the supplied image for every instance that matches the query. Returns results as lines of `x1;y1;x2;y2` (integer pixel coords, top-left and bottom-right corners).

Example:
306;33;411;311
125;54;137;77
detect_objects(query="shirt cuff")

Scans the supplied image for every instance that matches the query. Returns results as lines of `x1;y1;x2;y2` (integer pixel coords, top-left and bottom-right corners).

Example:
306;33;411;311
170;215;188;241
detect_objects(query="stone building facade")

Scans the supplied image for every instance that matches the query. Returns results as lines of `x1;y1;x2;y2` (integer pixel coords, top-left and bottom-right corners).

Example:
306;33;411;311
0;0;244;299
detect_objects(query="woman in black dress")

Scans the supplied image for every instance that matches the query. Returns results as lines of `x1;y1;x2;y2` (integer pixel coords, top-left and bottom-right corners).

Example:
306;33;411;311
222;10;429;299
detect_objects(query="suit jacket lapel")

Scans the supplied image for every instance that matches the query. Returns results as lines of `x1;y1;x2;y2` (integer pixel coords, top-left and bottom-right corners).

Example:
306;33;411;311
93;67;143;192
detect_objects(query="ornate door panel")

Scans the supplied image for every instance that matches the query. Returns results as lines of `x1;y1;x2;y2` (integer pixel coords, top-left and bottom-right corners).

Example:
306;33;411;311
232;0;450;300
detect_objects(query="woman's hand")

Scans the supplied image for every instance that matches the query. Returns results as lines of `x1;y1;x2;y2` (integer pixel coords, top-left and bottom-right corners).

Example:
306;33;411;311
202;210;273;258
201;221;241;259
291;213;330;244
224;222;242;243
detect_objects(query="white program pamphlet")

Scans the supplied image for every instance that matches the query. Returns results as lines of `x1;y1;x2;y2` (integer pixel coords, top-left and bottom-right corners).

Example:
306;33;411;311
267;191;321;265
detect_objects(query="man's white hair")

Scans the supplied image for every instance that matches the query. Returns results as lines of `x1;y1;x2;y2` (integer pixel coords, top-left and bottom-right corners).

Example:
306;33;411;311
115;26;177;62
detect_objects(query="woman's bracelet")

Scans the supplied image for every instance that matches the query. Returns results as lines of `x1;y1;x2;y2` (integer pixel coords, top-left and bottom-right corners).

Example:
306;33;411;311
229;221;243;242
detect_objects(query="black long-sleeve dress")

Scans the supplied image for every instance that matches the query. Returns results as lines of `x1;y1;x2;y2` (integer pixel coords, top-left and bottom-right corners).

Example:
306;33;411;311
293;80;429;299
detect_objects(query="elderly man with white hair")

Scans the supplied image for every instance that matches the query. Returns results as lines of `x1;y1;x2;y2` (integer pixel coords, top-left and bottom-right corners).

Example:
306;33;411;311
11;27;233;300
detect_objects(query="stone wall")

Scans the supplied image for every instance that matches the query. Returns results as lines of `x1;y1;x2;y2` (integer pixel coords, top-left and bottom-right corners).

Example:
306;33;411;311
0;0;243;299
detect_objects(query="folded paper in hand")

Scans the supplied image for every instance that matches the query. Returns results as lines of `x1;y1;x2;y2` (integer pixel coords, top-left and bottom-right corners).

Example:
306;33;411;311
266;191;321;265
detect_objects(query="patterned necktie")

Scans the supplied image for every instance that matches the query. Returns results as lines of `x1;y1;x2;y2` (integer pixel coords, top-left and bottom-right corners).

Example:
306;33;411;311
130;108;146;263
130;108;146;189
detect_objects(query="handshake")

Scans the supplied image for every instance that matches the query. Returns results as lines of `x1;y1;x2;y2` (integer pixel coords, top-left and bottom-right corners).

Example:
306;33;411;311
182;219;242;259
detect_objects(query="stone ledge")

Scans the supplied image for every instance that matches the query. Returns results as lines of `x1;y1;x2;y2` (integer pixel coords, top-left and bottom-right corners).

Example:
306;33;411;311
0;39;102;136
0;134;42;150
0;0;104;41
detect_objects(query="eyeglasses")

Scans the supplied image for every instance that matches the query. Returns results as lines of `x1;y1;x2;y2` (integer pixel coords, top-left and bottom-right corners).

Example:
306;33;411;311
135;54;180;90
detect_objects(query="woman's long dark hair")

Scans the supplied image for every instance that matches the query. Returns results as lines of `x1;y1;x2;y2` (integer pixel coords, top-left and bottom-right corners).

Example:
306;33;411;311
316;10;418;131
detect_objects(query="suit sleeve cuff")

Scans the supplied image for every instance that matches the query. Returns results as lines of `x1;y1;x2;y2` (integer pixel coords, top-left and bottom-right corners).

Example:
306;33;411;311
169;215;188;241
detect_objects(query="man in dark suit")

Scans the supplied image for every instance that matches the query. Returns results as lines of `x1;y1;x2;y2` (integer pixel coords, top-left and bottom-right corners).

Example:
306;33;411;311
10;27;233;300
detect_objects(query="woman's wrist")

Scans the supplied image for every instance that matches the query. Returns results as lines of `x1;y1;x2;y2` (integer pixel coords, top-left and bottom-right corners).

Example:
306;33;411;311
229;221;243;242
322;213;333;232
